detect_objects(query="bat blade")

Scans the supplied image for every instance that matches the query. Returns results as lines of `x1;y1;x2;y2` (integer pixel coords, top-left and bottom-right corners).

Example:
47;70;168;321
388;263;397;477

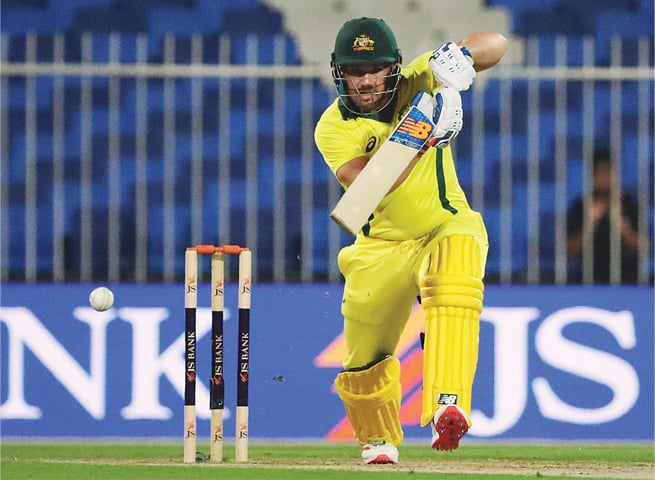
330;91;436;235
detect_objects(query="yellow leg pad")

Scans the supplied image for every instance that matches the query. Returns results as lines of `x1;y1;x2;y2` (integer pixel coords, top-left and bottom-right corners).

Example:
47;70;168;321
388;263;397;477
335;356;404;446
419;235;484;427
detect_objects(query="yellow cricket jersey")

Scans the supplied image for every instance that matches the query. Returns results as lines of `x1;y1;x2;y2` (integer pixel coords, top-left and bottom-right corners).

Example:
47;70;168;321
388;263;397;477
315;52;473;240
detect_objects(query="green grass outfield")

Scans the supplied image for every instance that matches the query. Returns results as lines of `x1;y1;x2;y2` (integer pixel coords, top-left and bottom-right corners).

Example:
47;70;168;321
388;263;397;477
1;441;653;480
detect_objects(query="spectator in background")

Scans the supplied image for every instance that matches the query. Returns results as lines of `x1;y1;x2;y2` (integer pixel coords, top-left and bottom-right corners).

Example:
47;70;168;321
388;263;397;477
566;148;645;284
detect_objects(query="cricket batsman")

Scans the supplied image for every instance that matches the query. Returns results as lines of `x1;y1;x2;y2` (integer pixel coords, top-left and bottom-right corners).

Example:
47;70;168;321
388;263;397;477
314;17;507;464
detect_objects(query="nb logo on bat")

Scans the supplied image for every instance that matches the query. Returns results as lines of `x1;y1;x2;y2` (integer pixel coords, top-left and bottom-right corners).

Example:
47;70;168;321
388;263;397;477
396;118;433;140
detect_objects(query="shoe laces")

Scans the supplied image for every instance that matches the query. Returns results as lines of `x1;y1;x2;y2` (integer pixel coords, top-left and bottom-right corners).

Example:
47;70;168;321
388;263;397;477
367;440;386;447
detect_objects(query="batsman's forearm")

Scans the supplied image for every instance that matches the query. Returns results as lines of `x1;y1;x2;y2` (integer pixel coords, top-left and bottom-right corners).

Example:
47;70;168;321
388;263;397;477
460;32;508;72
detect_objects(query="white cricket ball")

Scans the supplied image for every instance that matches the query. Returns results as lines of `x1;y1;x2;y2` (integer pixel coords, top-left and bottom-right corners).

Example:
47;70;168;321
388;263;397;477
89;286;114;312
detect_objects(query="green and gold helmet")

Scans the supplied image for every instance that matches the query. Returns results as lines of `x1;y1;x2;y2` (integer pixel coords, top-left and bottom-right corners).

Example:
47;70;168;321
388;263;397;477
331;17;403;116
331;17;402;66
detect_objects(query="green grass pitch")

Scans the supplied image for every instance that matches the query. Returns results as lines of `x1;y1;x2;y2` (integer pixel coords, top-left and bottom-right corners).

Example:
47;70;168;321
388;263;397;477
1;441;653;479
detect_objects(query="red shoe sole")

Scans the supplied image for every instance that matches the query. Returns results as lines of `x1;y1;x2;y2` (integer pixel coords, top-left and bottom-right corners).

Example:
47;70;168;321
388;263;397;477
431;405;469;451
367;455;396;464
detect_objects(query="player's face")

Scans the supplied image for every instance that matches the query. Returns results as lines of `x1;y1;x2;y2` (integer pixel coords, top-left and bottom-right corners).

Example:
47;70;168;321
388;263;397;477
341;63;394;113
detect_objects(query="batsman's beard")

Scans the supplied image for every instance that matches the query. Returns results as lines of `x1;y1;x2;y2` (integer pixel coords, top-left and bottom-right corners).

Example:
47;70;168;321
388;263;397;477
344;89;394;115
333;67;401;116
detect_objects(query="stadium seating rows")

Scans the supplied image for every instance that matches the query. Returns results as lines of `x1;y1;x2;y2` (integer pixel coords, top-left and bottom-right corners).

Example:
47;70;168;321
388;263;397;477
2;0;653;282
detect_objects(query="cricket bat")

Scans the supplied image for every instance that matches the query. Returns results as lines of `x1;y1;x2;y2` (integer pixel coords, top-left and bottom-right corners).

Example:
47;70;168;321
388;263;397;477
330;91;437;235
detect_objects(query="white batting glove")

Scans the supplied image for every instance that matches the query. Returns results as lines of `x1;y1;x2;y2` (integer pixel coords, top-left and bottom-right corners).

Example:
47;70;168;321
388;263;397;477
429;42;476;91
430;87;463;148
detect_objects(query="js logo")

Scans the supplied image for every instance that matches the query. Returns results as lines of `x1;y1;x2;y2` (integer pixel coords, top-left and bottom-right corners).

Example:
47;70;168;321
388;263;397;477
185;421;196;439
213;425;223;442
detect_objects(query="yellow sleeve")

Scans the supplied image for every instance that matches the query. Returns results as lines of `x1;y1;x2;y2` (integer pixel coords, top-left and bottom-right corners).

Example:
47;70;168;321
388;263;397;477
401;51;439;94
314;101;372;186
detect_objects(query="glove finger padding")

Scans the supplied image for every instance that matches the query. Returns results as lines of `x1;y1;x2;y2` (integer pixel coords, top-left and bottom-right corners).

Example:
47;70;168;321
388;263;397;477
431;87;463;149
429;42;476;91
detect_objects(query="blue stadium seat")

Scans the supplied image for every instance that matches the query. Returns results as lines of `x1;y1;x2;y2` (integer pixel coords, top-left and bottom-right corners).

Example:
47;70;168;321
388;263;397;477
537;211;557;282
0;4;69;34
483;139;556;183
200;182;279;277
7;170;52;206
536;182;558;215
3;0;48;6
62;205;139;280
6;207;26;276
516;6;594;37
471;79;503;113
557;0;641;14
453;151;474;190
227;34;298;65
7;204;57;279
565;160;585;202
147;109;194;134
253;158;275;208
200;181;222;243
148;33;222;63
86;131;138;166
482;204;530;281
486;0;559;30
116;0;196;7
511;187;530;264
70;4;149;34
50;0;114;8
254;206;275;280
219;4;283;36
480;206;502;278
618;134;655;189
524;36;590;67
5;33;54;62
257;130;304;159
5;74;57;109
145;205;191;275
594;11;654;66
